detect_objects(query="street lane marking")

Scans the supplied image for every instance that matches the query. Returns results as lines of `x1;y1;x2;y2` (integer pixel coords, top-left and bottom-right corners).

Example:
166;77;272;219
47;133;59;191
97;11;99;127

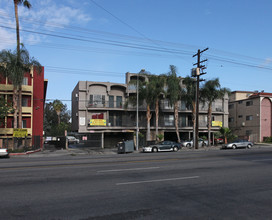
252;158;272;162
116;176;199;185
97;167;160;173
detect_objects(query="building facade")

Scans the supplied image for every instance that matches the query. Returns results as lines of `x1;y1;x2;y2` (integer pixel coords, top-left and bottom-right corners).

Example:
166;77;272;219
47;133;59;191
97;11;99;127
229;91;272;142
71;72;229;148
0;66;47;148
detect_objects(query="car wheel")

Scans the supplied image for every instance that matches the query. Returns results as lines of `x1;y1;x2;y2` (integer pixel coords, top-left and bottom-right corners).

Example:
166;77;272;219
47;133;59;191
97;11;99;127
173;146;178;152
247;144;252;149
186;143;191;148
232;144;237;149
152;147;158;152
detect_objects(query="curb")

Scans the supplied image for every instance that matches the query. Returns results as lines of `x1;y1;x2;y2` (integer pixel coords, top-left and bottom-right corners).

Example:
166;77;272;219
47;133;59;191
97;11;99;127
10;148;42;156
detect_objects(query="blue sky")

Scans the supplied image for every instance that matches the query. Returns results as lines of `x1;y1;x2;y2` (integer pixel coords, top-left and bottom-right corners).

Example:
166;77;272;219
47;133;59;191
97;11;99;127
0;0;272;109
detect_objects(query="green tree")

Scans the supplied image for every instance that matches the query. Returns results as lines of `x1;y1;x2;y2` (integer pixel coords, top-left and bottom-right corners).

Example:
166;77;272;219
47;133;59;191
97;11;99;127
219;127;236;144
166;65;182;143
148;74;166;141
181;76;197;145
53;100;64;125
44;101;71;136
0;46;41;129
0;96;13;127
200;78;230;146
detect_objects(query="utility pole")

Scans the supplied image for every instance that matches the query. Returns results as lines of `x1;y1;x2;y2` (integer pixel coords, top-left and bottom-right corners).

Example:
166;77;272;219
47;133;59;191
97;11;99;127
192;48;208;149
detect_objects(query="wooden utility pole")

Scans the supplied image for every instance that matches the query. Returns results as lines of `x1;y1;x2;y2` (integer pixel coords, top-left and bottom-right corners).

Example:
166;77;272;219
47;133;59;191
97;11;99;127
192;48;208;149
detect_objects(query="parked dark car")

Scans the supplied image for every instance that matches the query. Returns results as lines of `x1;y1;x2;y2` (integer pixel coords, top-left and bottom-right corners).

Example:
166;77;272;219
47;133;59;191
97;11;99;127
142;141;181;153
222;139;253;149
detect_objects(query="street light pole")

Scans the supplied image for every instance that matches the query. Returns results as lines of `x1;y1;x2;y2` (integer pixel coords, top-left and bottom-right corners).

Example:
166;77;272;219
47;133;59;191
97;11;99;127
136;72;139;151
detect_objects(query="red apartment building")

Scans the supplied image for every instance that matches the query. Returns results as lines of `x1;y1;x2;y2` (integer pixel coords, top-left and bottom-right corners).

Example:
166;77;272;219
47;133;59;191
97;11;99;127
0;66;47;148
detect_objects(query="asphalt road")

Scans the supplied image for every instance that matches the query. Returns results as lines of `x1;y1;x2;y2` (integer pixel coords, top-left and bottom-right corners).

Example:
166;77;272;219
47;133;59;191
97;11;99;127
1;146;272;219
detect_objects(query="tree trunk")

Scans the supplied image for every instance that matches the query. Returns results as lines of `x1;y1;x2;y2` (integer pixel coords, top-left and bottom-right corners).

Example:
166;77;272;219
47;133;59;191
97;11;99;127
155;100;159;140
14;1;22;129
207;103;212;147
18;85;22;128
14;1;20;55
13;87;18;129
146;105;152;141
174;102;180;143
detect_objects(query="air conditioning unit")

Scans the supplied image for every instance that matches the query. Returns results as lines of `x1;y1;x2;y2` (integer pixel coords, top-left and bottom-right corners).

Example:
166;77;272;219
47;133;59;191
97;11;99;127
75;113;78;116
75;93;78;97
242;122;245;127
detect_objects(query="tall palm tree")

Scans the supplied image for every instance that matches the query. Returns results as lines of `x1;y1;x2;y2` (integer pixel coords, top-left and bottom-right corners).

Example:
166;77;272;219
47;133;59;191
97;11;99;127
201;78;230;146
14;0;31;55
53;99;64;125
0;47;41;129
13;0;32;129
166;65;182;143
148;74;166;141
181;76;197;146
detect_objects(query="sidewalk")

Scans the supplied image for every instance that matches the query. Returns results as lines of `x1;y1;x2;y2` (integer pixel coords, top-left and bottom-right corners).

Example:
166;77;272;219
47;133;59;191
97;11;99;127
9;143;271;158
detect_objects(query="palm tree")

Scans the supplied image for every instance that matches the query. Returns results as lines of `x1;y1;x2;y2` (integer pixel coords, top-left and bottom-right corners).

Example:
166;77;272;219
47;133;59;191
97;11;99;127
166;65;182;143
14;0;31;56
181;76;197;146
148;74;166;141
53;100;64;125
13;0;32;129
201;78;230;146
219;127;232;144
0;47;41;129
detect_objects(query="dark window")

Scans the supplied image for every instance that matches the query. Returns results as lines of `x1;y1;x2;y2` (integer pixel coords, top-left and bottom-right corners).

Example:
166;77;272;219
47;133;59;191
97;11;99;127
246;115;253;121
229;104;234;109
109;96;114;108
229;117;234;122
238;101;243;104
246;101;253;106
238;115;243;118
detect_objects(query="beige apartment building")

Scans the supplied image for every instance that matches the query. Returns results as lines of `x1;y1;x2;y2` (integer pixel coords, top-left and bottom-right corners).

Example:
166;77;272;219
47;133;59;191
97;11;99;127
71;72;229;148
229;91;272;142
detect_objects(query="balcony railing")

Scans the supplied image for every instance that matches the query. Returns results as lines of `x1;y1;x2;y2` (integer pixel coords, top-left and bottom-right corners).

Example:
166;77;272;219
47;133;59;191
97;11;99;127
84;100;224;112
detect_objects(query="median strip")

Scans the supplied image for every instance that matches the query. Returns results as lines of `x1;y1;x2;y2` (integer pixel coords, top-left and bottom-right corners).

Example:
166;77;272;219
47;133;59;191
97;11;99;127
116;176;199;185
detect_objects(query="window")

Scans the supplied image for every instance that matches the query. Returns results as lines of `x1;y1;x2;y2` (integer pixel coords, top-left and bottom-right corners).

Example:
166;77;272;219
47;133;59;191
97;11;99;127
22;77;28;85
22;120;27;128
22;97;29;107
109;96;114;108
238;115;243;118
246;115;253;121
229;117;234;123
89;95;105;107
238;100;243;104
116;96;122;108
229;104;234;109
246;101;253;106
164;115;174;126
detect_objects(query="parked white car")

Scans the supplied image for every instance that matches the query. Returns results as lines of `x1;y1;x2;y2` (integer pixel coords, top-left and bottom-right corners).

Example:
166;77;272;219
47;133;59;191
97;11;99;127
0;148;9;158
66;136;80;144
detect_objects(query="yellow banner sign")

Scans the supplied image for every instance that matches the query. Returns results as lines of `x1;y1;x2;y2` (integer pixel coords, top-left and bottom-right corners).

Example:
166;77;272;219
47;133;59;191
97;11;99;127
13;128;28;137
212;121;222;127
90;119;106;126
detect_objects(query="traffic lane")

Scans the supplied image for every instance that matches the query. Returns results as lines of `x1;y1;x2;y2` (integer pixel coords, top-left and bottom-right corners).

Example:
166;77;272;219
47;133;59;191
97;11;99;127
1;150;272;219
1;156;272;219
1;146;272;169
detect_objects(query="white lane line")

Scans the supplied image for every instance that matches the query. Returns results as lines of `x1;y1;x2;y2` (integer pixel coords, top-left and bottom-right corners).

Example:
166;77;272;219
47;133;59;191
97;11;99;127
116;176;199;185
252;158;272;162
97;167;160;173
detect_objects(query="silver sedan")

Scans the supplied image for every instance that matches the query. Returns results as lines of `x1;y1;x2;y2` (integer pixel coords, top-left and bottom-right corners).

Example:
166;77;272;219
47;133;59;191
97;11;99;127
222;140;253;149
